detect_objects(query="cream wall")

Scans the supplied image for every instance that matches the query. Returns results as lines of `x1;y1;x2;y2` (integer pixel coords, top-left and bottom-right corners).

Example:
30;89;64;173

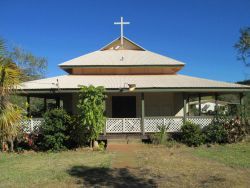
105;92;184;118
63;92;184;117
144;93;184;117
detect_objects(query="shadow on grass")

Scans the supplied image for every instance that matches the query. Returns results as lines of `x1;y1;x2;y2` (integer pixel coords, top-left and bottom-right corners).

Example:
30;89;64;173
67;165;157;187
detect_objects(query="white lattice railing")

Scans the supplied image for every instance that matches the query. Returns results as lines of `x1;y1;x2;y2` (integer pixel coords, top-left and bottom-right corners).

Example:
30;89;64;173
20;116;214;134
186;116;213;128
144;117;184;132
106;116;214;133
106;118;141;133
20;118;44;134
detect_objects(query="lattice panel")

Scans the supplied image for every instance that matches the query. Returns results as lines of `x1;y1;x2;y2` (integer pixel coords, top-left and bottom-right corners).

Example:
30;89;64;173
124;118;141;132
144;117;183;132
144;118;164;132
32;118;43;133
165;118;183;132
19;118;43;134
106;118;123;133
20;119;32;133
187;117;213;128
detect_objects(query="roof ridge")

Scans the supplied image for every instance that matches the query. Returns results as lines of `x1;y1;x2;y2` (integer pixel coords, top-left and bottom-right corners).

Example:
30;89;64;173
99;36;146;51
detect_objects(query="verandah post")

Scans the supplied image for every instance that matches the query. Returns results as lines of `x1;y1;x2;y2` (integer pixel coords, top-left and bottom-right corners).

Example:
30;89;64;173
141;92;145;135
56;96;60;108
240;93;244;121
215;93;218;116
198;93;201;116
183;93;187;125
27;95;31;117
44;97;47;113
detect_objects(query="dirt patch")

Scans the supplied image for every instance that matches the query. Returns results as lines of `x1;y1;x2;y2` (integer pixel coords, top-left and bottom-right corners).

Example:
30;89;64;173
108;143;143;169
107;143;142;153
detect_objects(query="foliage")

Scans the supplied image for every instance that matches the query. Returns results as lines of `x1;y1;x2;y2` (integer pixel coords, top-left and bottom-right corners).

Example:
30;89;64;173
69;115;89;147
151;124;169;145
0;39;23;152
93;141;106;151
77;85;105;146
223;117;248;143
203;121;228;144
235;27;250;67
38;108;71;151
8;46;48;114
181;121;204;147
8;46;47;80
98;141;106;151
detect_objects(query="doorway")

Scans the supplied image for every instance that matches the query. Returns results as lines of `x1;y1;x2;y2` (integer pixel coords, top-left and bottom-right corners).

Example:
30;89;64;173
112;96;136;118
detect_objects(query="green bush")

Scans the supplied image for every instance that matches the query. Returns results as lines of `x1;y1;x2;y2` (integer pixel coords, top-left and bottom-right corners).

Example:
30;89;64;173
151;124;169;145
39;108;71;151
69;115;89;147
77;85;105;147
203;122;228;144
181;121;204;147
224;118;248;143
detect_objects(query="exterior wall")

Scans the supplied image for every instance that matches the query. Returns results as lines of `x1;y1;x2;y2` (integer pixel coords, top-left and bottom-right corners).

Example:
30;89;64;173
144;92;183;117
106;92;184;118
71;67;181;75
62;92;184;117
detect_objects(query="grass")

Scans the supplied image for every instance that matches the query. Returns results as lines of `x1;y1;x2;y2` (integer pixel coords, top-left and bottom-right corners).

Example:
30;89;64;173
193;141;250;168
0;142;250;187
0;149;112;187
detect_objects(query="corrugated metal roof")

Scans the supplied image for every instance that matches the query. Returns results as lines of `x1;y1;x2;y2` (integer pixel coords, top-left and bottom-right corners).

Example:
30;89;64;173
59;50;185;67
19;74;250;90
59;37;184;68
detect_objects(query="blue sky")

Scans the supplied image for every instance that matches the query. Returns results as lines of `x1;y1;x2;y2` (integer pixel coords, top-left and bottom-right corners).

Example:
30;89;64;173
1;0;250;82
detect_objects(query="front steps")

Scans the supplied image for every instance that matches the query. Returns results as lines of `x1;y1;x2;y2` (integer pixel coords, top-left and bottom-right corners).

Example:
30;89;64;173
98;133;150;145
107;138;142;144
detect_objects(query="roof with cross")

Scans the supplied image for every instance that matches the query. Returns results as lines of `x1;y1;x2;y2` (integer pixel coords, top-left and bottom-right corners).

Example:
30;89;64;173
59;36;185;74
18;17;250;92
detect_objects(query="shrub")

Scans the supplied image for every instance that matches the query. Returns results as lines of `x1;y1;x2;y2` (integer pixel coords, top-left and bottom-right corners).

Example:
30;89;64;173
181;121;204;147
203;122;228;144
77;85;106;147
38;108;71;151
93;141;106;151
151;124;169;145
224;117;248;143
69;115;89;147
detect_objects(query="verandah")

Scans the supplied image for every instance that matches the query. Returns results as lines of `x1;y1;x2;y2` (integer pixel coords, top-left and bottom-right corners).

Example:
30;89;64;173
20;91;245;135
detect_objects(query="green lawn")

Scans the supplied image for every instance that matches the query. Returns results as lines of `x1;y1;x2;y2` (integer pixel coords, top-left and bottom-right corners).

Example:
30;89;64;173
193;141;250;168
0;149;112;187
0;142;250;187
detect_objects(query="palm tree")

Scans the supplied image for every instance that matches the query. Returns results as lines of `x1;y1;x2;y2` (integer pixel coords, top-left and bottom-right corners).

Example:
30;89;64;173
0;39;23;152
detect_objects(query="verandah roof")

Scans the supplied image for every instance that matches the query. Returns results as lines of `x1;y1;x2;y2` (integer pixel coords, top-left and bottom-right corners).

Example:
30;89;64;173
18;74;250;93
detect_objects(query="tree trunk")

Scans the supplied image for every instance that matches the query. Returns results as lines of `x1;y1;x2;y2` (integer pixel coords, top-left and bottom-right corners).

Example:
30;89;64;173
10;139;14;152
89;140;92;148
1;140;4;152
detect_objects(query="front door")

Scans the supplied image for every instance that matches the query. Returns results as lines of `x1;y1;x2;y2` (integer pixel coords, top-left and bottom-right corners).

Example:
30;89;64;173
112;96;136;118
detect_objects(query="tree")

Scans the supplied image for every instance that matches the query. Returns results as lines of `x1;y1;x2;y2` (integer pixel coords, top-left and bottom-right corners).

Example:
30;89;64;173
77;85;105;147
235;27;250;67
0;39;23;152
9;46;47;81
6;43;48;115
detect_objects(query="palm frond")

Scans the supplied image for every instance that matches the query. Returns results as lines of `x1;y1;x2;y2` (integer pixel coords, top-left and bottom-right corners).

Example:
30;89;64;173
0;103;22;140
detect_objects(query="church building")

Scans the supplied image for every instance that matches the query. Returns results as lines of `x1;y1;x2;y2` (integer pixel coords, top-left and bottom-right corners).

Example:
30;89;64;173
19;17;250;136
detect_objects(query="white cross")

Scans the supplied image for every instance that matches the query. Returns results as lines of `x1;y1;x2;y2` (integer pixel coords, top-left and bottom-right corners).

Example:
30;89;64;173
114;17;130;47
